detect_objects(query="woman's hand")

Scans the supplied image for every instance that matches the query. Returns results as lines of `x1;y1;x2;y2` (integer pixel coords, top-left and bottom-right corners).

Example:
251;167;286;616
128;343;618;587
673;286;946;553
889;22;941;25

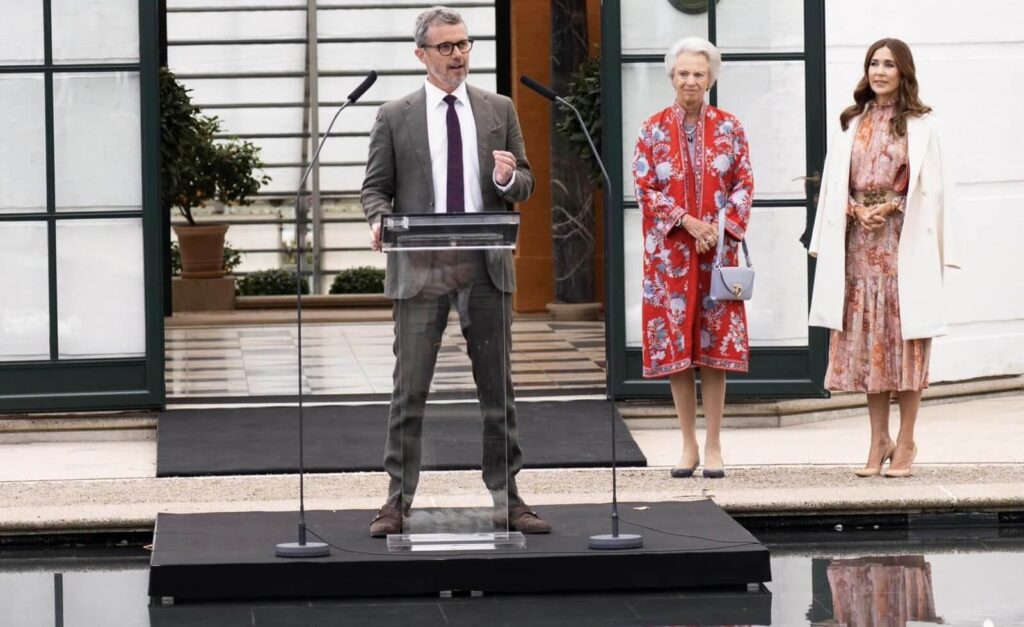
853;203;887;231
680;214;718;254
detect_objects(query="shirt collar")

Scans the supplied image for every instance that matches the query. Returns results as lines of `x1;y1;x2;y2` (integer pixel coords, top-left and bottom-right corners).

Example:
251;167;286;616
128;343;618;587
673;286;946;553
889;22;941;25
424;79;470;110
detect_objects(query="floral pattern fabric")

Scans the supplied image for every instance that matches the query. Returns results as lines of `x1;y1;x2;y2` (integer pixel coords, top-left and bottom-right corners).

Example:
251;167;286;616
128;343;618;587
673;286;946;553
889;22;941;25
633;104;754;378
825;103;931;392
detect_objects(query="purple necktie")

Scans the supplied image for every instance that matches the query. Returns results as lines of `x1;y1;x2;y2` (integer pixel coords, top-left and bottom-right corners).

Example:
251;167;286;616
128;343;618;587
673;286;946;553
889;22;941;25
443;94;464;213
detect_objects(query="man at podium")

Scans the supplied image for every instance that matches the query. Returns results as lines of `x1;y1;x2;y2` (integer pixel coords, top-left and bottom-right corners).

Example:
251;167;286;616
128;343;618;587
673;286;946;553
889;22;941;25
360;6;550;537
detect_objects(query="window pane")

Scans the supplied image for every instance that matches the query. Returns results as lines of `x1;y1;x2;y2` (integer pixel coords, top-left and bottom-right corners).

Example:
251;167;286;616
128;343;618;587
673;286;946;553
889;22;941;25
716;0;803;54
53;72;142;212
620;63;671;202
624;208;643;348
51;0;139;64
0;0;44;65
717;61;807;200
621;2;707;55
0;75;47;214
57;219;145;359
745;206;808;347
0;222;50;361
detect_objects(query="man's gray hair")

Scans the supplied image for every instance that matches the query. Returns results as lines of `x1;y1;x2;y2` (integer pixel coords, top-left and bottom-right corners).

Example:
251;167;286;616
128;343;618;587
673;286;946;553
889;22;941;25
664;36;722;87
414;6;465;47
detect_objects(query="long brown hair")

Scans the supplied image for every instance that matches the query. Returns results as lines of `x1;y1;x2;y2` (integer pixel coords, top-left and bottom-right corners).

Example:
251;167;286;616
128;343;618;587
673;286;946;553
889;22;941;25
839;38;932;137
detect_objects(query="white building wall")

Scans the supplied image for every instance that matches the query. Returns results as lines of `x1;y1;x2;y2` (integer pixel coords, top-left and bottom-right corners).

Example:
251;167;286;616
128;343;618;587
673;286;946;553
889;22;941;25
826;1;1024;382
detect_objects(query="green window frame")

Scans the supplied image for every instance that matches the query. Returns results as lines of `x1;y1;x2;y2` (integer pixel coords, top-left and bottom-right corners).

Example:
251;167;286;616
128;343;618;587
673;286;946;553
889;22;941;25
0;0;164;412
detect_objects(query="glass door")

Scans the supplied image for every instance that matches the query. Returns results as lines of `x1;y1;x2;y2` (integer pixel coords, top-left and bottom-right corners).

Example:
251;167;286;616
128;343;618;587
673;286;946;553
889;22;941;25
604;0;828;398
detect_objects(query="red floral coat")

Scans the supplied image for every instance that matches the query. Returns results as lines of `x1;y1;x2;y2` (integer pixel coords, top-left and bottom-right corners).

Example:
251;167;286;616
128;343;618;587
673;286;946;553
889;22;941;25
633;103;754;377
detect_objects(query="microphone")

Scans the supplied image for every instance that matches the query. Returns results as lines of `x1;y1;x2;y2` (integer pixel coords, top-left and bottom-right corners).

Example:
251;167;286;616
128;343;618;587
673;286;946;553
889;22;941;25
347;70;378;104
519;75;558;102
276;70;378;559
519;75;615;217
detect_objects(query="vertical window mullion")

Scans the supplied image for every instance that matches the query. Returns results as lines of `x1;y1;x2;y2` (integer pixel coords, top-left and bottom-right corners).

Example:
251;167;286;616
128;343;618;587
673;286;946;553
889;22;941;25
708;0;718;107
43;0;59;360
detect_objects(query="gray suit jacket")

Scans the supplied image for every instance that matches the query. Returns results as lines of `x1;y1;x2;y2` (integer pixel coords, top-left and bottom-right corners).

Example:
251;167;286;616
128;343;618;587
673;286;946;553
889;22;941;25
361;84;534;299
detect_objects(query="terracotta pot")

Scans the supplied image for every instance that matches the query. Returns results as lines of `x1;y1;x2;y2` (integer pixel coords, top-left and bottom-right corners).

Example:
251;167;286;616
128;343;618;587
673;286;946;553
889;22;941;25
174;224;229;279
545;301;603;321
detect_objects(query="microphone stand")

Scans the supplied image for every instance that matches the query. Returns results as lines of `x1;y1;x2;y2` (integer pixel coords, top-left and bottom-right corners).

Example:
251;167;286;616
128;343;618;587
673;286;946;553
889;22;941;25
276;71;377;558
520;76;641;550
560;100;642;551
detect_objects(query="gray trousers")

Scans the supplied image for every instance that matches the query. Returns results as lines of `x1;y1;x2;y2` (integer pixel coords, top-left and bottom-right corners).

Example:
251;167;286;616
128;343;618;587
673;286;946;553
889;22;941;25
384;251;523;511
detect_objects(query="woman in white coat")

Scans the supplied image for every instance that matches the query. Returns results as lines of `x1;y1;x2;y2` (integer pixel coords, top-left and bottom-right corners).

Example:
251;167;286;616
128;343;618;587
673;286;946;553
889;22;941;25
808;38;960;478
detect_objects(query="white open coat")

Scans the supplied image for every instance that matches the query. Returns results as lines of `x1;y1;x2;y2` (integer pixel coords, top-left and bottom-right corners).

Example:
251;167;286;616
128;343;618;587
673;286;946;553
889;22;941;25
808;112;961;339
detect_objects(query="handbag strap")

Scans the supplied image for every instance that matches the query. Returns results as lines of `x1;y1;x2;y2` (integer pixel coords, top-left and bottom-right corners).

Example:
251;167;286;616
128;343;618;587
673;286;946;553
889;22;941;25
713;206;752;269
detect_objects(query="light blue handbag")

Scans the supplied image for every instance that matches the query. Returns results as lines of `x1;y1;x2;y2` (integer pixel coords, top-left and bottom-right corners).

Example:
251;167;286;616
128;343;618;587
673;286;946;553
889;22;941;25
707;207;754;304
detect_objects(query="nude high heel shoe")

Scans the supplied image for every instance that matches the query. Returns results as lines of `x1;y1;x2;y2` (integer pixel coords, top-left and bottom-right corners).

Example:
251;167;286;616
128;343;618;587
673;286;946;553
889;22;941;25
854;441;897;478
883;444;918;478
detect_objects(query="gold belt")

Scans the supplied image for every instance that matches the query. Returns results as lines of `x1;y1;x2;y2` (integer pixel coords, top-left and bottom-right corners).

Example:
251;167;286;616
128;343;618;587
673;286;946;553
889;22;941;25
851;189;904;205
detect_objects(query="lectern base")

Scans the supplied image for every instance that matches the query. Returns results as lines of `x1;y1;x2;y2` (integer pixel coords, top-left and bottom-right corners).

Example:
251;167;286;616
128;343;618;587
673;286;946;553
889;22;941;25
387;531;526;552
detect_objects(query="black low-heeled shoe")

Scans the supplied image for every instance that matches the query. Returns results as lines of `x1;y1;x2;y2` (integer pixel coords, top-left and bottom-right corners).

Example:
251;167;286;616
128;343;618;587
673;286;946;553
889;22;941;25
702;466;726;479
670;459;700;478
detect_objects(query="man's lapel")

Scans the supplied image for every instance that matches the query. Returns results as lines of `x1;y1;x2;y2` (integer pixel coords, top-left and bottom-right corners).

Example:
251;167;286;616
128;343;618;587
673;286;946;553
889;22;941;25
468;85;497;196
402;87;434;205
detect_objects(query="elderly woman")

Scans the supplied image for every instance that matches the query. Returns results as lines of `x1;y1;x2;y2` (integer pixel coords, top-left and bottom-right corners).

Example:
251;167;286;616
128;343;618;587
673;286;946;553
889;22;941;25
632;37;754;479
809;38;960;478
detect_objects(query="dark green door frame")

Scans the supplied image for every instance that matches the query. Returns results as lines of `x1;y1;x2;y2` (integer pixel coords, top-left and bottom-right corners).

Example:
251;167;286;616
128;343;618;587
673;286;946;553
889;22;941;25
0;0;164;412
602;0;828;399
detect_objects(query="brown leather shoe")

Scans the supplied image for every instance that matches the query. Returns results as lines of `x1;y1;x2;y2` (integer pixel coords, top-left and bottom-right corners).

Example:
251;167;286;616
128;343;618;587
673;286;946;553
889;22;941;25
369;504;402;537
504;505;552;534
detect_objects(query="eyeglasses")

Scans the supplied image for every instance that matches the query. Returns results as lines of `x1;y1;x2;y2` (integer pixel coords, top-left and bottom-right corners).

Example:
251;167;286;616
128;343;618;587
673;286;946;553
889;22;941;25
421;39;474;56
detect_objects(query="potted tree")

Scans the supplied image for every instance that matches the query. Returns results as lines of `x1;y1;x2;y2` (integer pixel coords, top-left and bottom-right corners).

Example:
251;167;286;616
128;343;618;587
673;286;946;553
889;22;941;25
549;53;603;320
160;68;269;278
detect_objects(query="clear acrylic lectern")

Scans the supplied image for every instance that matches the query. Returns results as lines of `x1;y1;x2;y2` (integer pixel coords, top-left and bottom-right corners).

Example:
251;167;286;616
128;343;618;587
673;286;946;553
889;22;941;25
379;212;525;552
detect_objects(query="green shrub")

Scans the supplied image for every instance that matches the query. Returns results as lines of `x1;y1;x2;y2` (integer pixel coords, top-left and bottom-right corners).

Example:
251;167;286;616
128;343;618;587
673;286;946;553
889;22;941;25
329;266;386;294
170;241;242;276
236;269;309;296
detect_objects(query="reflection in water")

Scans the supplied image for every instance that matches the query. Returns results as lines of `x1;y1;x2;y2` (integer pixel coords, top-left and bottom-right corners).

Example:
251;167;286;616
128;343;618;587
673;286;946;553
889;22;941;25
808;556;941;626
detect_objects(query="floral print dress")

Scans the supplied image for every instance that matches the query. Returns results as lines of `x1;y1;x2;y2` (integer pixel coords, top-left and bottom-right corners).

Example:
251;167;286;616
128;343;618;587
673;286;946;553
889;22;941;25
633;104;754;377
825;103;931;392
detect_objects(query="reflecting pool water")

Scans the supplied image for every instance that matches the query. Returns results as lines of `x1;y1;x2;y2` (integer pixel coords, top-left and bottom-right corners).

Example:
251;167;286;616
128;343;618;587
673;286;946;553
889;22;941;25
1;532;1023;626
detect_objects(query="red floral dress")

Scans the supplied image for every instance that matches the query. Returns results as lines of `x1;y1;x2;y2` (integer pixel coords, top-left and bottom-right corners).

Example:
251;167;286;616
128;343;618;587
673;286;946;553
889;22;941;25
633;104;754;377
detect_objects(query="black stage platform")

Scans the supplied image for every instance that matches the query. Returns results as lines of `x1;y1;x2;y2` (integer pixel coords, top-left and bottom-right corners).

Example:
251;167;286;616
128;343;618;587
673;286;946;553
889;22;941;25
149;500;771;601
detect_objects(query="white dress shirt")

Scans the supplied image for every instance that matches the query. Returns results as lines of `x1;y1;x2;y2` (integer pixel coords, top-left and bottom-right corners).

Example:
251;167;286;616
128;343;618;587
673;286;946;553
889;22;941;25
423;80;512;214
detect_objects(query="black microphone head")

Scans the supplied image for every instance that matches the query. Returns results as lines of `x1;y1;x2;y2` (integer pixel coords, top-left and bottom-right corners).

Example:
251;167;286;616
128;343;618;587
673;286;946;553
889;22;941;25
347;70;378;103
519;75;558;101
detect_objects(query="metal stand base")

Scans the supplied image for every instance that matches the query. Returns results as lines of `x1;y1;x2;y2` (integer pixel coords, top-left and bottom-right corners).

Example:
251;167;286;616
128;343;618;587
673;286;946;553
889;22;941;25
275;541;330;558
588;533;643;550
387;532;526;552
